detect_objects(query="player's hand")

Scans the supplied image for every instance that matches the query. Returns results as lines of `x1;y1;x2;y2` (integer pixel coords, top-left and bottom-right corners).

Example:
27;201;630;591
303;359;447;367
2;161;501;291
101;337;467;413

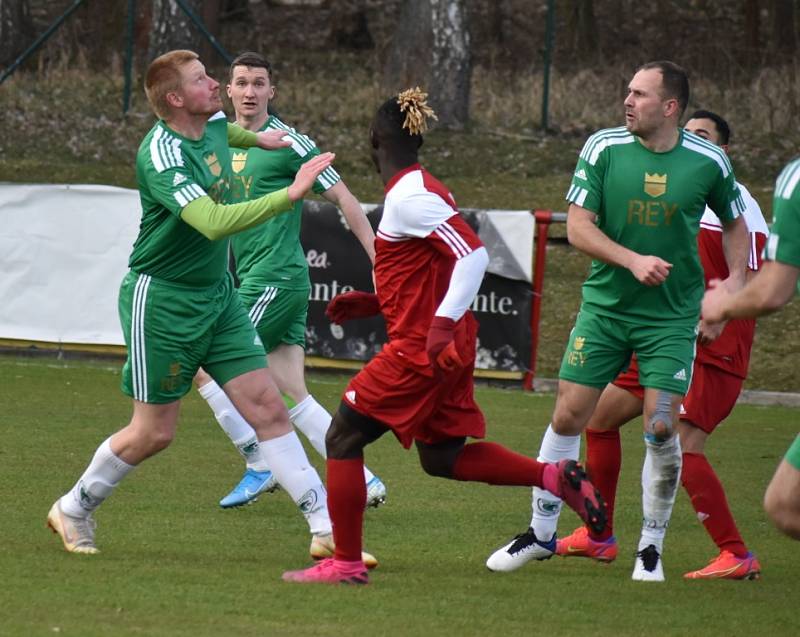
698;318;725;345
325;291;380;324
288;153;335;201
255;128;291;150
426;316;465;377
629;255;672;286
701;278;730;325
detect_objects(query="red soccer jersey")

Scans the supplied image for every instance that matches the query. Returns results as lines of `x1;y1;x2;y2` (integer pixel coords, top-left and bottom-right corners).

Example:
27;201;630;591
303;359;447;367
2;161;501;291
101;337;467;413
374;164;483;371
695;182;768;378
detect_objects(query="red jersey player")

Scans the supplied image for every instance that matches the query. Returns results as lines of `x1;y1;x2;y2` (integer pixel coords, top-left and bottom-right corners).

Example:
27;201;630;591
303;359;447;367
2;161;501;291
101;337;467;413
282;88;607;585
555;110;767;580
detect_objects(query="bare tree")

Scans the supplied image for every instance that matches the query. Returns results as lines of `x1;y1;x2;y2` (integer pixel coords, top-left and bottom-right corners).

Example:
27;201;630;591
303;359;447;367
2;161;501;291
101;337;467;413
0;0;33;67
382;0;471;130
569;0;599;57
148;0;213;61
770;0;796;55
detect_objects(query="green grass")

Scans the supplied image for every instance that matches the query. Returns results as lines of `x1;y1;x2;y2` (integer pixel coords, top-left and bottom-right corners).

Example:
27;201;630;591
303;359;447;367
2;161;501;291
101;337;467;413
1;355;797;636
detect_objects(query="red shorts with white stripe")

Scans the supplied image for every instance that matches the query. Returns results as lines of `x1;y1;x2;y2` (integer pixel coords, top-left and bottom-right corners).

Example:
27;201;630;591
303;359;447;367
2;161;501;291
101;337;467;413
343;325;485;449
612;357;742;433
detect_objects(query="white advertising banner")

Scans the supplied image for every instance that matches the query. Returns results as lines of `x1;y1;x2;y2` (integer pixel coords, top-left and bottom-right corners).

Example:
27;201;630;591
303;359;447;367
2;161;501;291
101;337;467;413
0;184;140;345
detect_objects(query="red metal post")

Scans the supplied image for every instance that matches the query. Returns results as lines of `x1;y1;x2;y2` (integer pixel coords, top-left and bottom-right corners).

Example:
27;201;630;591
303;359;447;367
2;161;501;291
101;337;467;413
523;210;553;391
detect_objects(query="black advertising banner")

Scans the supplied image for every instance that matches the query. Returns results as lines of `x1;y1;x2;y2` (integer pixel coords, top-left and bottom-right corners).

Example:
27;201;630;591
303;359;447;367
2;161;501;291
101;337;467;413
300;202;532;374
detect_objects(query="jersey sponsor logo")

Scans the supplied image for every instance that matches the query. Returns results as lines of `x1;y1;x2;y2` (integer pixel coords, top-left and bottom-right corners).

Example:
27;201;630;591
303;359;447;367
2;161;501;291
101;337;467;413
673;368;687;381
204;152;222;177
232;151;248;174
172;173;186;186
627;199;678;226
573;336;585;351
574;168;587;180
644;172;667;198
345;390;356;404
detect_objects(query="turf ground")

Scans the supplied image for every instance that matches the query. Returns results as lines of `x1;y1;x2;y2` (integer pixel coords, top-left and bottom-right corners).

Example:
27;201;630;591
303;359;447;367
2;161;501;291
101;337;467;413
1;354;797;636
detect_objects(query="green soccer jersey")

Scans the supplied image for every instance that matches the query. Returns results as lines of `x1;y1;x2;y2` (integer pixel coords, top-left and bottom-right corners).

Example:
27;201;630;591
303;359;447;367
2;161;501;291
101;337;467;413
766;158;800;268
228;116;339;289
566;127;745;325
129;111;233;287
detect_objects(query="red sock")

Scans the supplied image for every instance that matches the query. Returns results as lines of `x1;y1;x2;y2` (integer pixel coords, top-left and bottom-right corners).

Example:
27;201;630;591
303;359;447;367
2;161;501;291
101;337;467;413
326;457;366;562
585;428;621;541
681;452;748;557
452;441;546;486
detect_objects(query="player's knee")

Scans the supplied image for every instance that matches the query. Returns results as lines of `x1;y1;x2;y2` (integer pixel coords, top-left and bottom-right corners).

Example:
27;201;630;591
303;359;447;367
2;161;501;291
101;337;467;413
415;439;465;479
764;484;800;540
326;411;367;460
143;427;175;454
645;392;675;442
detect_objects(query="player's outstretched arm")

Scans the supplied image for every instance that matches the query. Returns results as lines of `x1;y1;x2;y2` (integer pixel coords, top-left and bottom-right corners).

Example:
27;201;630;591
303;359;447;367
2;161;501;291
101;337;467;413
567;203;672;286
323;181;376;264
702;261;800;323
288;153;335;202
227;123;291;150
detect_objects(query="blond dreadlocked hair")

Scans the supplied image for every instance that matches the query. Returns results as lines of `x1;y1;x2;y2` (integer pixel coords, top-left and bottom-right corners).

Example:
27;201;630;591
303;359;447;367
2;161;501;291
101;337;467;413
396;87;438;135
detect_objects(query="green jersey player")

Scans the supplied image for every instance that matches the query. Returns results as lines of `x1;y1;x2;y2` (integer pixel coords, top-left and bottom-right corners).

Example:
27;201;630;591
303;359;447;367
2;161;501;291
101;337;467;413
486;60;749;581
192;52;386;519
703;157;800;542
46;50;354;563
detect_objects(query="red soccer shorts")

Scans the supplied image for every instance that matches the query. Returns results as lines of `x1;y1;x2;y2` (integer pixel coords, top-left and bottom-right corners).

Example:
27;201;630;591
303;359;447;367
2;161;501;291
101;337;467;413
679;361;743;433
611;356;645;401
343;349;486;449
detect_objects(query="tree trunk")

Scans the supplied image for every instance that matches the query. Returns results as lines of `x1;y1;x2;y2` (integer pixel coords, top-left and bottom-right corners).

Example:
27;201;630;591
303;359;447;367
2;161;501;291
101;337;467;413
770;0;796;54
743;0;761;53
148;0;209;61
382;0;471;130
0;0;34;67
569;0;599;57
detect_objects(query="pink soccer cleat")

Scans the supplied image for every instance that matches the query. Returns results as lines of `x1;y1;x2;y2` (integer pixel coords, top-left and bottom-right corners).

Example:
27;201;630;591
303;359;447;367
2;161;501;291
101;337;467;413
683;551;761;580
282;558;369;585
553;459;608;534
555;526;618;562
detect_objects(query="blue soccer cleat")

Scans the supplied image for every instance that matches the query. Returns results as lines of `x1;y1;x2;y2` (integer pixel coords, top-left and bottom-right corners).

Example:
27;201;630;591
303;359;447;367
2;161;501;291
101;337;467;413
219;469;279;508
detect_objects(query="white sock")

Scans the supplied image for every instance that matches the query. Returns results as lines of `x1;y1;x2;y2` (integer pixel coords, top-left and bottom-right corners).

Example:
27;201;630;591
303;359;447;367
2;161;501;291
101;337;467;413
60;437;135;517
289;394;376;484
639;434;682;553
259;430;331;536
198;379;269;472
530;424;581;540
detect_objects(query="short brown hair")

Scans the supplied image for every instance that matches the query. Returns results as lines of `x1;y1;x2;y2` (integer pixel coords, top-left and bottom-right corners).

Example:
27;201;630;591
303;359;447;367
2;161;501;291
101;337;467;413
145;49;199;119
638;60;690;117
229;51;273;82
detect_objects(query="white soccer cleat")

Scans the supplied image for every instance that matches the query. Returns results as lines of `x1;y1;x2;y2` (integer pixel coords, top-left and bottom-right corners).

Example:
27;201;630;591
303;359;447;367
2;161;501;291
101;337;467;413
309;533;378;570
486;527;556;572
47;500;99;555
632;544;665;582
365;476;387;509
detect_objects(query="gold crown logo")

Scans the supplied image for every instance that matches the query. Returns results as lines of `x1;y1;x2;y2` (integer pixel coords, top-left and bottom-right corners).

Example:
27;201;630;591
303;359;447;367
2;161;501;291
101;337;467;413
232;151;248;174
573;336;585;351
644;172;667;197
204;152;221;177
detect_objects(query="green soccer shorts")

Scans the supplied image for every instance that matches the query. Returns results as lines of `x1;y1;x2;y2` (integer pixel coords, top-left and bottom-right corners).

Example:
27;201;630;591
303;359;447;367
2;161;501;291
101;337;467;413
118;271;266;404
559;308;697;395
238;282;310;354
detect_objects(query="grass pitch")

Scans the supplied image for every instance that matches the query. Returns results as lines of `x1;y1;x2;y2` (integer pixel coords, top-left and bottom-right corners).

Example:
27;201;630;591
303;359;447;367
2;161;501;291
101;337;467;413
1;355;797;636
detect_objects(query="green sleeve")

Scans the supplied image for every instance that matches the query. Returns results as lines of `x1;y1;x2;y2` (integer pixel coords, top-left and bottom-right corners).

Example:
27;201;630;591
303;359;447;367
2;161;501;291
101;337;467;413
227;123;259;149
181;188;292;240
566;131;606;215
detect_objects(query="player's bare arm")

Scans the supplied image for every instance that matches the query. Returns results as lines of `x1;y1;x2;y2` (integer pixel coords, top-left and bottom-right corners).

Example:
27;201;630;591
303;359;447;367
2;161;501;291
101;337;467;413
566;203;672;286
702;260;800;323
322;181;376;264
720;215;749;292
